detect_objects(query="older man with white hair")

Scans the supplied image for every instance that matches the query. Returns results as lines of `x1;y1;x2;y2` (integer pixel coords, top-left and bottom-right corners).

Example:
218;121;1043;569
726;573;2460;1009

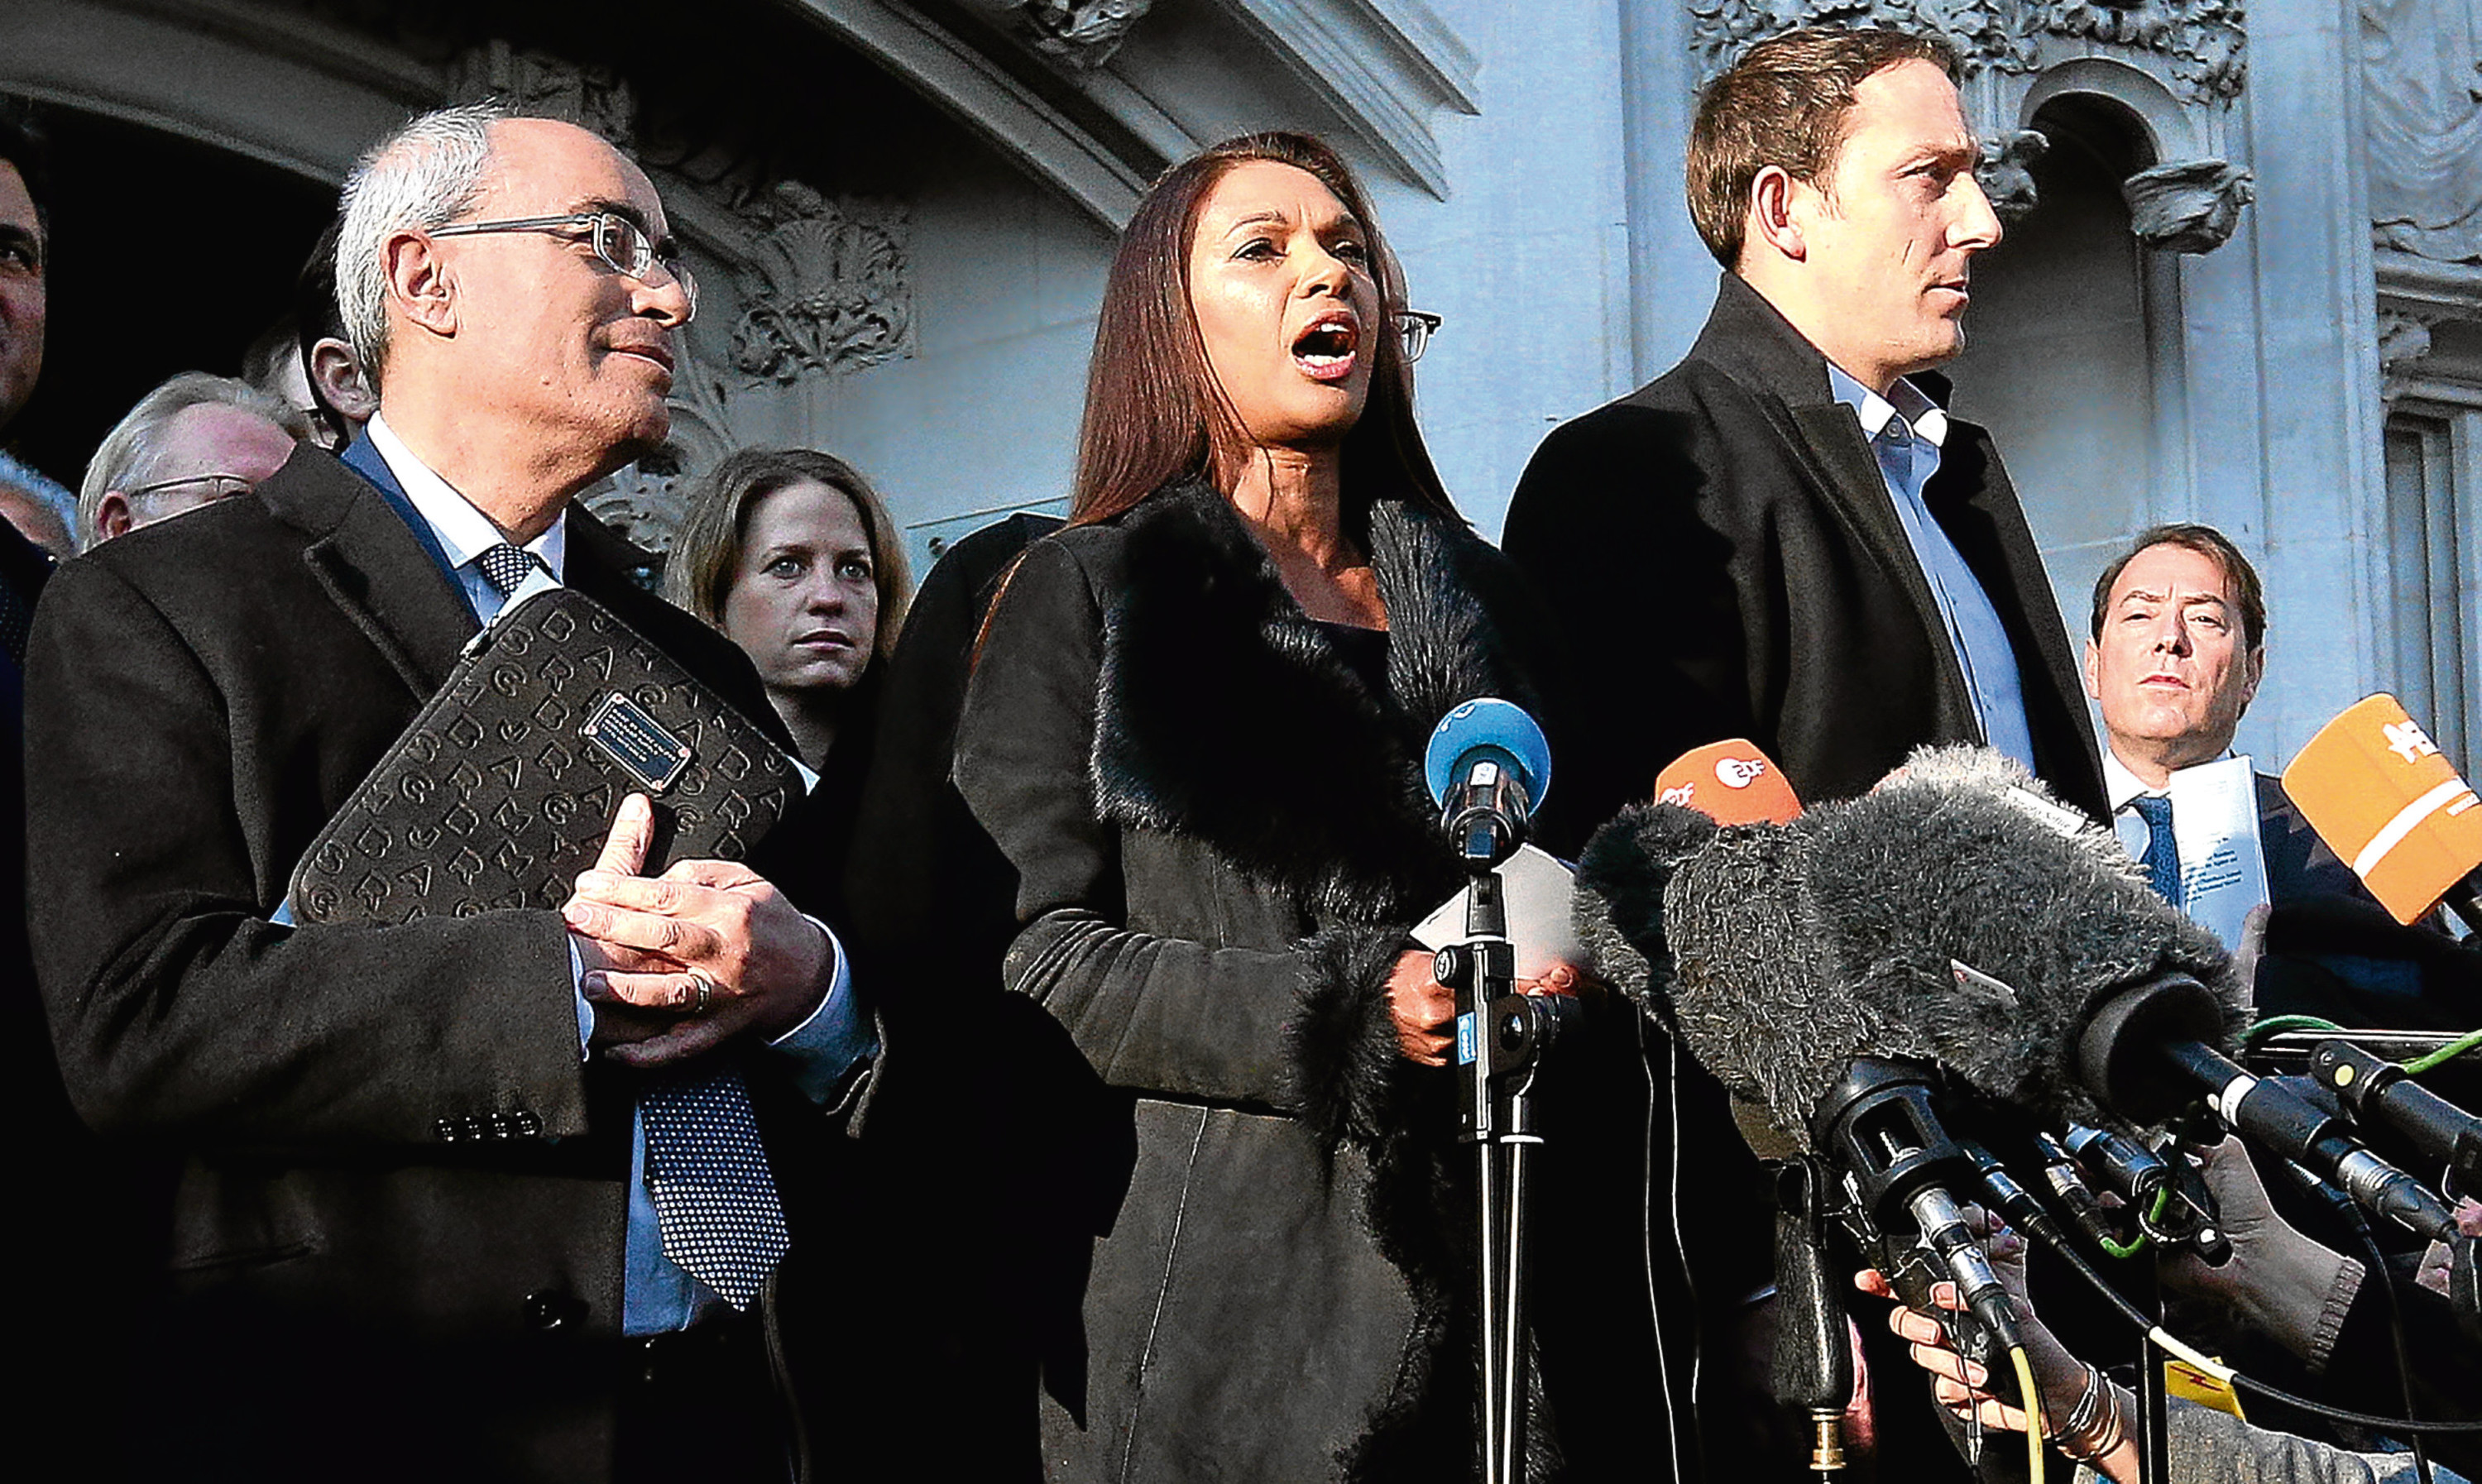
26;106;883;1483
75;370;308;547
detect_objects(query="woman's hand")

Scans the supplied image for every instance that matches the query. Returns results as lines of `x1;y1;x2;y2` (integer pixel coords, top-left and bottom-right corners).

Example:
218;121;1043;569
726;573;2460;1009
1519;960;1598;998
2158;1136;2367;1367
1851;1209;2119;1472
1386;950;1455;1065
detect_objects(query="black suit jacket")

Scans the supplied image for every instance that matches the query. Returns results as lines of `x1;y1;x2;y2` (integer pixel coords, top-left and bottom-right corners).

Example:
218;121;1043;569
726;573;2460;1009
2254;772;2371;909
25;443;855;1482
1504;274;2106;845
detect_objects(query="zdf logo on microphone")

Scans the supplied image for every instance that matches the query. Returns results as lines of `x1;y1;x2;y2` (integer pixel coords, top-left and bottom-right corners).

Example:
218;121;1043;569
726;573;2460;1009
1714;756;1769;790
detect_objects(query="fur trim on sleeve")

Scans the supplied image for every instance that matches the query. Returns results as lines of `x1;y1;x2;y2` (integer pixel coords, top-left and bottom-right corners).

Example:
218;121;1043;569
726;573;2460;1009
1288;924;1415;1152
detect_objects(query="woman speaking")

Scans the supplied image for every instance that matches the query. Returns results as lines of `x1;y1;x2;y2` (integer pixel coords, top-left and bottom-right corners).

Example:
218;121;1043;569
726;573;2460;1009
955;133;1601;1480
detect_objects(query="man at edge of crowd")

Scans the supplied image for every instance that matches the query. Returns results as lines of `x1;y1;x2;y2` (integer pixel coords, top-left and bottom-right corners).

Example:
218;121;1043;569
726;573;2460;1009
24;104;879;1482
2085;523;2355;908
1503;24;2106;847
2089;523;2477;1027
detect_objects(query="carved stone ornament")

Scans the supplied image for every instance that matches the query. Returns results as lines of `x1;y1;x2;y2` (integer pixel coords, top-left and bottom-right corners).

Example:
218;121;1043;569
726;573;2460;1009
2121;157;2252;252
728;184;913;385
444;41;637;146
2377;310;2436;371
2362;0;2482;264
1978;129;2050;223
1689;1;2037;84
2044;0;2246;105
1688;0;2245;105
961;0;1156;69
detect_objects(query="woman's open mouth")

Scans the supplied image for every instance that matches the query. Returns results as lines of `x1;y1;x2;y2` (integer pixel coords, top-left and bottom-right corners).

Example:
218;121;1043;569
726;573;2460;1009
1292;313;1360;383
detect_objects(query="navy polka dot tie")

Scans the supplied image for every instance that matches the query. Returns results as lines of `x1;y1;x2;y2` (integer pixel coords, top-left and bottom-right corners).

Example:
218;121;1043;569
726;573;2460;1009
475;542;539;598
643;1069;789;1311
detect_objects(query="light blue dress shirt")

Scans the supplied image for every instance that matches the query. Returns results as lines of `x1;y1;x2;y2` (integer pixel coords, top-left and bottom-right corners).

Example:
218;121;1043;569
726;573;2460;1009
365;416;876;1334
1823;365;2039;773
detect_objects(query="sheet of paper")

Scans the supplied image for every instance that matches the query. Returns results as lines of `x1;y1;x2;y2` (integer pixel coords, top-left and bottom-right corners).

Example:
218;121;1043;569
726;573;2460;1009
2163;754;2270;950
1409;844;1588;980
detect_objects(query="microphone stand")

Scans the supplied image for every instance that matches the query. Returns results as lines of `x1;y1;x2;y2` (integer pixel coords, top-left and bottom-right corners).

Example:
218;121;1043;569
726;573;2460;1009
2138;1280;2170;1484
1432;764;1568;1484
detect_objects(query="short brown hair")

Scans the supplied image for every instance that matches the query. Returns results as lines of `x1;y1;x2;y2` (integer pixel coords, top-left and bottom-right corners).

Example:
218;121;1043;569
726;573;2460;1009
665;448;913;668
1686;26;1958;269
2089;524;2266;652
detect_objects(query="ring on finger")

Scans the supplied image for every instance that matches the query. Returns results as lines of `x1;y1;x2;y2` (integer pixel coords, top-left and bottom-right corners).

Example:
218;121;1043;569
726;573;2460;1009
687;967;716;1015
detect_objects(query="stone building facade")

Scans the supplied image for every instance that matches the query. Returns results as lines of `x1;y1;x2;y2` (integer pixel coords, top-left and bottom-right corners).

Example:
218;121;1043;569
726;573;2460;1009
3;0;2475;772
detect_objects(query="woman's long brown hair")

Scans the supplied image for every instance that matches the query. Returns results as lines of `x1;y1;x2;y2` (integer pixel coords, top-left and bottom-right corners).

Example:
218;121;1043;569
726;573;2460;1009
972;133;1459;668
1066;131;1458;527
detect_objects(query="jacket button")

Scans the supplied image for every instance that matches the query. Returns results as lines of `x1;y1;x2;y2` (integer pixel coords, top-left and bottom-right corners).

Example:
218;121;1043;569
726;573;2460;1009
510;1111;541;1137
524;1290;582;1331
486;1113;511;1140
434;1118;460;1142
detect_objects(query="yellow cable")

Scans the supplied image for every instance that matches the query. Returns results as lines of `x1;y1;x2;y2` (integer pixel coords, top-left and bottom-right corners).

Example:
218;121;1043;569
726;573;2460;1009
2010;1345;2047;1484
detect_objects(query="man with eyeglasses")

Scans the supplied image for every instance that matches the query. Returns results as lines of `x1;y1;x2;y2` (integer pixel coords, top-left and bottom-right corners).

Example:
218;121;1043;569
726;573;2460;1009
25;105;879;1483
74;370;309;548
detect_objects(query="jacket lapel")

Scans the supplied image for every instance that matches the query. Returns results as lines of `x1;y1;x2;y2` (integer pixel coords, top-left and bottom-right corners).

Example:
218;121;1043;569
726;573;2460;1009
1694;276;1982;740
258;443;480;701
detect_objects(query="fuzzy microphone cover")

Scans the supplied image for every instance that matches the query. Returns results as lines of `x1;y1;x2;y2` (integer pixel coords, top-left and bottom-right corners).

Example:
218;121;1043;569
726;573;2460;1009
1575;745;2242;1147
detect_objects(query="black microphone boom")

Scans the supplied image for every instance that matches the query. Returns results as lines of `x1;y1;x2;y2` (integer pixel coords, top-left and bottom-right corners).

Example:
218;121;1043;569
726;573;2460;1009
2079;976;2459;1242
2310;1039;2482;1195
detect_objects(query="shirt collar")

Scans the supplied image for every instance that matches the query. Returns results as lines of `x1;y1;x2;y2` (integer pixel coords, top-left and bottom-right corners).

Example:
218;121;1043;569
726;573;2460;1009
1824;361;1950;448
2103;746;2237;811
365;412;567;581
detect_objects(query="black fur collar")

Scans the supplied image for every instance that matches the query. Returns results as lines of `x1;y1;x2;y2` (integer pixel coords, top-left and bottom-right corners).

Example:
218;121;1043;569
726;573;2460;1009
1090;479;1545;925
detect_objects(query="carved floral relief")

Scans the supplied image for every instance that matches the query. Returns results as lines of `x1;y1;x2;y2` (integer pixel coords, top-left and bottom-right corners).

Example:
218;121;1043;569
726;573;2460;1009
1687;0;2245;106
727;184;913;385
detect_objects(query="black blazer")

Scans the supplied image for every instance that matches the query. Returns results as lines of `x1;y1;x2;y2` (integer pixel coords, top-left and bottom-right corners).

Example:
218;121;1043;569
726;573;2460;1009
1504;274;2106;845
25;443;855;1482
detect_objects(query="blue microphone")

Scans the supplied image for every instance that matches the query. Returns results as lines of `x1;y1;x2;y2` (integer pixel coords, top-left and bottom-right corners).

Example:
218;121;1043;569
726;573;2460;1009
1425;699;1553;867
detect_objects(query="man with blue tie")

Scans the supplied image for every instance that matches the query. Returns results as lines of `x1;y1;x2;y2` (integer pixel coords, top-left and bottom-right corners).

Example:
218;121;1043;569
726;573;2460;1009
2081;525;2482;1033
2085;524;2350;912
26;106;873;1482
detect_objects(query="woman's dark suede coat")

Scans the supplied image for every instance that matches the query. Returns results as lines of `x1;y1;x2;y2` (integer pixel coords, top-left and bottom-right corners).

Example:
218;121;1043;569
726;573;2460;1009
954;479;1720;1482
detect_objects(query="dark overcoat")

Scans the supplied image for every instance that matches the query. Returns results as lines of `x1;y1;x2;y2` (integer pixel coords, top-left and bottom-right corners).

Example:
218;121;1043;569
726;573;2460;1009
24;444;870;1482
955;480;1701;1482
1502;273;2107;844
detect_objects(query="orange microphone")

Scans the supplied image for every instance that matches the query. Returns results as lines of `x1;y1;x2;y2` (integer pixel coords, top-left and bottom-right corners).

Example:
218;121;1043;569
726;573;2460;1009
1653;739;1804;825
2283;694;2482;931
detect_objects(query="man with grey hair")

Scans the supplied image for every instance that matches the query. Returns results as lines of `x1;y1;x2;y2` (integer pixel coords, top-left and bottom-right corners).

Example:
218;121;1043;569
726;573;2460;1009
76;370;308;547
27;104;879;1482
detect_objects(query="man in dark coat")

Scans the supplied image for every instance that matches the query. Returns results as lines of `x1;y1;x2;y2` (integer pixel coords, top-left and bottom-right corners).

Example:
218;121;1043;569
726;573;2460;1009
26;108;870;1482
1503;27;2106;846
1502;26;2106;1480
2082;522;2476;1027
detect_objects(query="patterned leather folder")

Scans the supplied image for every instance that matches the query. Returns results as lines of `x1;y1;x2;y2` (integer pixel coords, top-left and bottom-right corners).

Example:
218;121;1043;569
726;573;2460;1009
290;587;803;926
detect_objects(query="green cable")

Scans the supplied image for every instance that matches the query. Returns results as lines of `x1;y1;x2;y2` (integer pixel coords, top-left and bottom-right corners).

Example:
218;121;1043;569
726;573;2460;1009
2244;1011;2479;1075
2243;1013;2343;1045
2403;1027;2482;1078
2097;1185;2174;1260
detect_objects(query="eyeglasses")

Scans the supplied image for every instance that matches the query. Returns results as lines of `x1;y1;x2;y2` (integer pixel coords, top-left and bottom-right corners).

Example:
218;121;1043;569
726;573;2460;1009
125;473;256;504
1397;309;1442;364
429;211;699;321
